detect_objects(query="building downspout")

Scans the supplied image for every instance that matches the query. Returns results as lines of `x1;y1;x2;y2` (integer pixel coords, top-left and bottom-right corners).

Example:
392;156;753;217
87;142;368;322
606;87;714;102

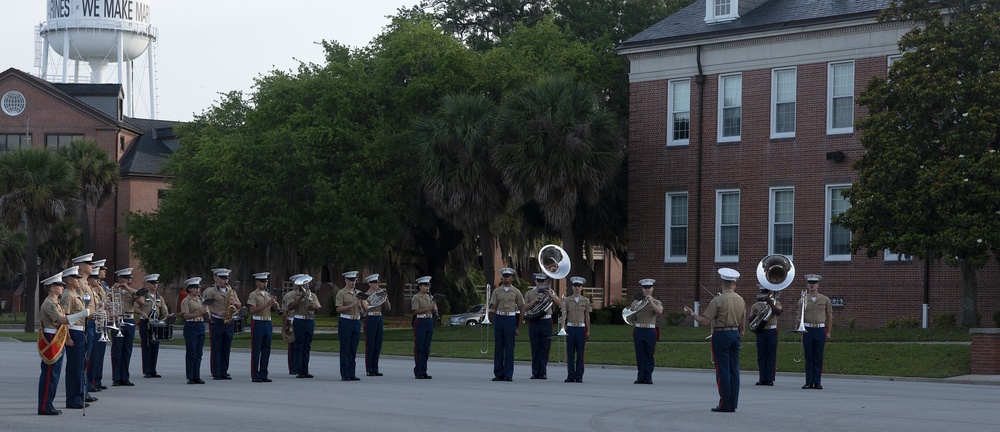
693;45;706;326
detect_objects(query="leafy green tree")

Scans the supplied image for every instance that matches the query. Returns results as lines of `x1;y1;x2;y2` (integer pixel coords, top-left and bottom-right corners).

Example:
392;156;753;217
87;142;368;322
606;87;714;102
839;0;1000;326
57;139;120;252
411;0;550;50
413;94;507;286
493;75;623;274
0;227;25;279
0;148;78;332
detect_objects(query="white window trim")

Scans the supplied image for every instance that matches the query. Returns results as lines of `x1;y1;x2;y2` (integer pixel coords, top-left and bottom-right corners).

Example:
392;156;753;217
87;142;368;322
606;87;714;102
718;73;742;143
715;189;740;263
705;0;739;23
825;184;852;261
884;249;912;262
827;61;855;135
770;67;796;139
768;187;794;260
665;192;688;263
667;79;691;146
887;55;902;68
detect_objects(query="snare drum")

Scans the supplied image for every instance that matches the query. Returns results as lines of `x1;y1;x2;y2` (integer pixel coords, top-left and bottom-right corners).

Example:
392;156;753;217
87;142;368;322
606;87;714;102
150;321;173;342
232;315;245;334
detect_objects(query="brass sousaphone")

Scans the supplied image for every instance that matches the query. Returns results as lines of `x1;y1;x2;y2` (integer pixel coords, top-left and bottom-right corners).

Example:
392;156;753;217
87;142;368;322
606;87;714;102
525;245;571;320
748;254;795;333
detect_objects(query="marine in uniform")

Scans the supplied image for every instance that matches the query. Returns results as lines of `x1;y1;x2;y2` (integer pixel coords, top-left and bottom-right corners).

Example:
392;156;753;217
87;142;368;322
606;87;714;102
37;272;91;415
60;266;94;408
800;274;833;390
564;276;592;383
180;277;208;384
364;273;390;377
753;286;782;386
88;259;111;392
490;267;524;382
84;264;107;394
411;276;436;379
336;271;364;381
686;268;746;413
282;277;301;375
137;274;168;378
110;268;137;386
247;272;279;382
522;273;562;379
630;279;664;384
70;255;97;399
289;274;320;378
203;268;240;380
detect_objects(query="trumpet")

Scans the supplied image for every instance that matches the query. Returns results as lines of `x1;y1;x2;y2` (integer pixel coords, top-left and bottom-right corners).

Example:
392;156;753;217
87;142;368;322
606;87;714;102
222;288;239;324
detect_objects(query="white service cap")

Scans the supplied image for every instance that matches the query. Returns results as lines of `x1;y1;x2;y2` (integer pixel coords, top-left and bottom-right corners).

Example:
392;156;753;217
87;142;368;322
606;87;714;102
92;259;107;269
41;273;65;286
342;271;359;279
639;278;655;286
115;268;133;277
415;276;431;284
718;268;740;281
72;253;94;264
62;266;83;279
365;274;379;283
570;276;586;285
185;277;203;287
500;267;515;276
144;274;160;283
253;272;270;280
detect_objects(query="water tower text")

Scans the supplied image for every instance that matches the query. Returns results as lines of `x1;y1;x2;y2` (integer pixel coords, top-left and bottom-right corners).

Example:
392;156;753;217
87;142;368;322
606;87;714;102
48;0;151;24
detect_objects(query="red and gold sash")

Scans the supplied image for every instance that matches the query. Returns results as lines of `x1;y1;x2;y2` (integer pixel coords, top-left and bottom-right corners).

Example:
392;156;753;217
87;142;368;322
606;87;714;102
37;323;68;365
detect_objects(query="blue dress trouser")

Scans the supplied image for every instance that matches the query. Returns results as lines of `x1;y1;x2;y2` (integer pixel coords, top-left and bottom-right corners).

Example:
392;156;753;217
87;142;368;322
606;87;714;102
413;317;433;376
183;321;205;381
803;327;826;385
87;321;106;388
65;329;86;406
292;318;314;374
139;318;161;375
527;318;552;377
712;329;741;411
339;317;361;379
111;318;135;382
633;327;656;382
364;316;384;374
756;327;778;383
38;334;64;413
250;320;272;380
566;326;586;380
493;316;516;379
210;317;234;378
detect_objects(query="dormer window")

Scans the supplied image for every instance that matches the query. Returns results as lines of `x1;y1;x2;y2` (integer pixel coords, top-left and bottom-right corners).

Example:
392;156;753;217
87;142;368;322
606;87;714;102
705;0;740;23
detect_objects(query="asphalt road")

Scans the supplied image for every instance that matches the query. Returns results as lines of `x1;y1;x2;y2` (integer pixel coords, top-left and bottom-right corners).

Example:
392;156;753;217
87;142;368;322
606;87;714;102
2;339;998;432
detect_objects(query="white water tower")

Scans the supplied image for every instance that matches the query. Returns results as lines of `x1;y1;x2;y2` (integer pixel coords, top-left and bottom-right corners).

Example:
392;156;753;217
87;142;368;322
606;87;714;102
38;0;158;118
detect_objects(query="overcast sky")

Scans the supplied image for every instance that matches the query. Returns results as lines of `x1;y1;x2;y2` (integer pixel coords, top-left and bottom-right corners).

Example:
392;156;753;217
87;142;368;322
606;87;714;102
1;1;414;121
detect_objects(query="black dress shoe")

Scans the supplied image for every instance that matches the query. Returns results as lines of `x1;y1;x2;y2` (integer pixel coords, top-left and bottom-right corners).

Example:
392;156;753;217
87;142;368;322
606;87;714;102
85;396;98;402
503;377;512;382
111;381;121;387
98;385;108;390
644;380;653;384
188;380;197;384
221;375;232;380
423;375;432;379
262;378;272;382
575;378;583;383
802;383;814;389
88;387;100;393
150;374;161;378
539;375;547;379
350;376;361;381
342;378;351;381
66;403;90;409
252;378;263;383
296;374;309;378
144;374;151;378
530;375;540;379
634;380;643;384
38;410;61;416
766;382;774;386
213;376;223;380
303;373;314;378
813;384;823;390
195;379;206;384
565;378;574;382
367;372;375;377
755;381;766;386
121;381;134;386
373;372;383;376
711;407;734;413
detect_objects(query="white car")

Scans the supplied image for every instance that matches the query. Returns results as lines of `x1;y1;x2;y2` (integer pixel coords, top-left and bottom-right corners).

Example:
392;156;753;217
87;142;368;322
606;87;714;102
446;304;488;326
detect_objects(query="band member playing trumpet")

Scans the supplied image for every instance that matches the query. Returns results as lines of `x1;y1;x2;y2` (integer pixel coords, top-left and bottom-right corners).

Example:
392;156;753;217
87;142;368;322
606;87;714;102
753;285;782;386
85;265;106;394
38;272;91;415
138;274;168;378
111;268;137;386
181;278;209;384
800;274;833;390
564;276;592;383
282;278;300;375
630;279;663;384
336;271;364;381
411;276;436;379
204;268;240;380
289;274;320;378
490;267;524;382
685;268;746;413
88;259;110;392
523;273;562;380
364;273;390;377
247;272;278;383
60;266;93;409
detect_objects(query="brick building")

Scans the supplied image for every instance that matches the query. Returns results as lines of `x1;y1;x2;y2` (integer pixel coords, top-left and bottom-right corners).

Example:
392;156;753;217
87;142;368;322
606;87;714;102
617;0;999;328
1;67;177;312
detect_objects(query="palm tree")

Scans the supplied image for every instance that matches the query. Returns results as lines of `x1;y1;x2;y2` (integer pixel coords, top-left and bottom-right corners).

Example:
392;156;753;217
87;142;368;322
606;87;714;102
57;139;120;252
0;148;78;332
0;227;25;279
413;94;508;286
493;75;623;274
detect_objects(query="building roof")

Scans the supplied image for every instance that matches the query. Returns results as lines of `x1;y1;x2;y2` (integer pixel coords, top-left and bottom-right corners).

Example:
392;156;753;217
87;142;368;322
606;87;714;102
119;117;181;176
620;0;892;50
52;83;123;98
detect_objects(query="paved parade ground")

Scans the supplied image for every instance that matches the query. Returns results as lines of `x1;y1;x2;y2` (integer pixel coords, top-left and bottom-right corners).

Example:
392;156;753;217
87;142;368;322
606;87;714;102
1;339;998;432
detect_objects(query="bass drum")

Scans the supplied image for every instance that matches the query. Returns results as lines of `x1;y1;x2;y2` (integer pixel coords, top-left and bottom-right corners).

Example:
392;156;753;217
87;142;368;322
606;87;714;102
150;321;173;342
232;315;245;335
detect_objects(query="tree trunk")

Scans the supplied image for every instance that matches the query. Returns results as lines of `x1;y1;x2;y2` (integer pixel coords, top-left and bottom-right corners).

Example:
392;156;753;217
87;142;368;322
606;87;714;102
23;219;38;333
959;260;978;327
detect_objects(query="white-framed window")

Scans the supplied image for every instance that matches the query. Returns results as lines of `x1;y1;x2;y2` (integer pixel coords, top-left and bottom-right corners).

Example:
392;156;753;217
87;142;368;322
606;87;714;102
668;79;691;146
718;74;742;142
825;184;852;261
827;61;855;134
665;192;689;263
887;55;902;68
769;187;794;258
705;0;739;23
771;68;796;138
884;249;912;262
716;189;740;262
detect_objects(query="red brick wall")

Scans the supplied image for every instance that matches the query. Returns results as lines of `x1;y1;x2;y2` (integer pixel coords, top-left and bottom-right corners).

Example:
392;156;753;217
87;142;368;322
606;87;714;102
626;56;1000;328
971;330;1000;374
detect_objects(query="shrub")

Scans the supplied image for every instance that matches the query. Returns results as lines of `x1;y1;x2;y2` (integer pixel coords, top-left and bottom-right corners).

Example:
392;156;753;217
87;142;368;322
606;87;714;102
591;309;612;325
665;312;686;326
932;312;957;329
887;316;920;329
847;317;856;329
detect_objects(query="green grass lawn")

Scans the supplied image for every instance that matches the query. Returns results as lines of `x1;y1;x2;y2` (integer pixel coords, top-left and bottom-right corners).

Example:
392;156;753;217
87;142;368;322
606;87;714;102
0;321;972;379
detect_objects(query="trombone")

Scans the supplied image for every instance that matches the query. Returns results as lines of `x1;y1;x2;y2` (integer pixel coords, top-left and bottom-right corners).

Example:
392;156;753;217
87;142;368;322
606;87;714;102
791;289;808;362
480;284;491;355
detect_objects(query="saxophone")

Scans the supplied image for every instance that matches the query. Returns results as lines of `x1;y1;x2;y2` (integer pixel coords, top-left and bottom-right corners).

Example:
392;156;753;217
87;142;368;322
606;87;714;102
222;287;238;324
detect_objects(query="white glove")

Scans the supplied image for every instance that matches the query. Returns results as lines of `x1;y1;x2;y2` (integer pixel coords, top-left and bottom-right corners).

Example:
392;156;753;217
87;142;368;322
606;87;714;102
68;309;90;323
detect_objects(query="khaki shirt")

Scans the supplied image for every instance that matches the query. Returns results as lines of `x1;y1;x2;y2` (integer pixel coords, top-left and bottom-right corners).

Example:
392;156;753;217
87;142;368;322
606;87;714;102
803;293;833;325
564;296;592;324
490;286;524;313
704;291;746;328
60;288;86;327
336;288;362;319
40;296;66;329
524;287;554;314
411;292;434;314
136;292;168;320
632;298;663;326
203;285;234;318
281;291;297;316
291;290;320;318
247;289;277;319
181;295;204;321
751;299;782;326
116;283;137;313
